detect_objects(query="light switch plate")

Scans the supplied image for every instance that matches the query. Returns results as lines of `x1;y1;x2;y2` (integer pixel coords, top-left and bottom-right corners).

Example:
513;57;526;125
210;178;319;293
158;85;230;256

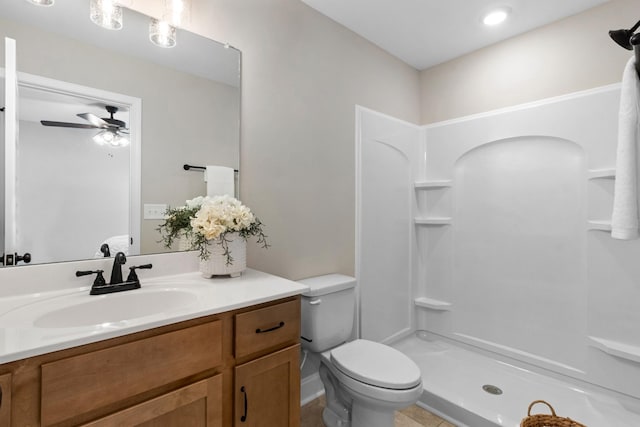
144;203;168;220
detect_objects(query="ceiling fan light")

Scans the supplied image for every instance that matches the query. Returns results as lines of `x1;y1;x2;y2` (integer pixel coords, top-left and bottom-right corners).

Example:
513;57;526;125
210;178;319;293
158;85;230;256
149;18;177;48
113;133;130;147
92;130;109;145
90;0;123;31
93;130;130;147
25;0;55;7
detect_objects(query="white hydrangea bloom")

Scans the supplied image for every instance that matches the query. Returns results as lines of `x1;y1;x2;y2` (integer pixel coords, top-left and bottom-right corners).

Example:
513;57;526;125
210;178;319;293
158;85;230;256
189;195;256;241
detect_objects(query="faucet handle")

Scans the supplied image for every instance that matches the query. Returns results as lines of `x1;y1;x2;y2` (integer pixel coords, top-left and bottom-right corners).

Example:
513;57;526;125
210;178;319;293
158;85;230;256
126;264;153;284
76;270;106;286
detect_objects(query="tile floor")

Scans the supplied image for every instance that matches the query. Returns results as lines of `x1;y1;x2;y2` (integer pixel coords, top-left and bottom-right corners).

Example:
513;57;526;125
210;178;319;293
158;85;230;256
301;396;456;427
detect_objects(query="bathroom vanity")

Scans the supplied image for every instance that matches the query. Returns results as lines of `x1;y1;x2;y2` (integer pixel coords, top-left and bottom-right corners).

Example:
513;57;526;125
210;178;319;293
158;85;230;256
0;266;306;427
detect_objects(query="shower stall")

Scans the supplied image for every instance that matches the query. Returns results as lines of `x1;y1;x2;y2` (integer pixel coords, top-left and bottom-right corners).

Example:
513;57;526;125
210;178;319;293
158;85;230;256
356;84;640;426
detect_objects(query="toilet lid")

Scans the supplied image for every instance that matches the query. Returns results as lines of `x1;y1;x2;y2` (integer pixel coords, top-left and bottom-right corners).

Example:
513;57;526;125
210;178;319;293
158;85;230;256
330;339;421;389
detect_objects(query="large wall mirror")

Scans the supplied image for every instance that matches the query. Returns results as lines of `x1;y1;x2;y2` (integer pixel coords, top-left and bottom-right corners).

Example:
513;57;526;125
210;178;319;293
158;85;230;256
0;0;240;267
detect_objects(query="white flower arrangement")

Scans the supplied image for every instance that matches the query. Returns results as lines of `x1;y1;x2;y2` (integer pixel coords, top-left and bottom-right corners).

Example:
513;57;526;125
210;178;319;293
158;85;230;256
158;195;268;264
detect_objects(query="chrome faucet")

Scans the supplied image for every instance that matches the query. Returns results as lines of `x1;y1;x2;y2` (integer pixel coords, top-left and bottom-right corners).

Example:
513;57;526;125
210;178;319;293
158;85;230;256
110;252;127;285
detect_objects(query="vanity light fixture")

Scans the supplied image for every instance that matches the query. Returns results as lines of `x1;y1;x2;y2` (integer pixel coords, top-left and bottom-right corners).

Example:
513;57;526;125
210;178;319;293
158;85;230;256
24;0;55;7
90;0;123;31
483;7;510;26
149;18;177;48
163;0;190;27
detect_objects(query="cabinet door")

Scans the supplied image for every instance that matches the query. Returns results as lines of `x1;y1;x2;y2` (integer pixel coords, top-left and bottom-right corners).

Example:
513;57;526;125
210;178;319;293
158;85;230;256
0;373;11;427
235;344;300;427
82;375;222;427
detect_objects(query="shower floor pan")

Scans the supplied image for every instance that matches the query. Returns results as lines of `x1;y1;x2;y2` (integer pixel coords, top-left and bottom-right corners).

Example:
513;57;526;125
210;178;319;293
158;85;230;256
392;332;640;427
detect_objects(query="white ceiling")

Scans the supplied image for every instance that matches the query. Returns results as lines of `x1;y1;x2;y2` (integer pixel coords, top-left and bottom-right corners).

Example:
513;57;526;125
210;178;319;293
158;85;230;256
301;0;610;70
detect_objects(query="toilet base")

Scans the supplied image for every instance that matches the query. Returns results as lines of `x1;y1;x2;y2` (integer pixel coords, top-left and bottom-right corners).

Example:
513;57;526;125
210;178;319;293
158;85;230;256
318;355;422;427
351;400;395;427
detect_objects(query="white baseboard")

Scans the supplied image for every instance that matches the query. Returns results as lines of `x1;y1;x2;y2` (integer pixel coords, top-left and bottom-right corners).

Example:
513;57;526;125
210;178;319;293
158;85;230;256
301;372;325;406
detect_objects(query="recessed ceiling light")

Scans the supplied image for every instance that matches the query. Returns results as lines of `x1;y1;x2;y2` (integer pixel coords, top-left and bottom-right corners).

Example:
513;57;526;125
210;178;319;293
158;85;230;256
483;8;510;26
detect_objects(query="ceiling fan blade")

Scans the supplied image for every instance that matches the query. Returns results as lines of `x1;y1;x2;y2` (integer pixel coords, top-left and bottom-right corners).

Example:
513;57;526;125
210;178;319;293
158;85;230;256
77;112;109;128
41;120;98;129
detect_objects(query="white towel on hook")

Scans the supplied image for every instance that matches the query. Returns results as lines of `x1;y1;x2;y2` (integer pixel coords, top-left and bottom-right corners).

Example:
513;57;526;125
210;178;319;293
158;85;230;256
612;56;640;239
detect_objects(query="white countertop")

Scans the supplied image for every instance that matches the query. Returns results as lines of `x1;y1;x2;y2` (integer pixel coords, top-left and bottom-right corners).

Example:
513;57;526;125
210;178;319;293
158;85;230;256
0;268;308;364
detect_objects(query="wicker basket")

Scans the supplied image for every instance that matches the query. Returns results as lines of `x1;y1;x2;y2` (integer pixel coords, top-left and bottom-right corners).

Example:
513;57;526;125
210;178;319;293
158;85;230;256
520;400;586;427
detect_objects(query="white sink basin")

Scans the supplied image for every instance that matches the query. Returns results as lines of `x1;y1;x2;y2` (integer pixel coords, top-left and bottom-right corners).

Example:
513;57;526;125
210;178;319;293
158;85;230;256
0;287;201;329
33;289;199;328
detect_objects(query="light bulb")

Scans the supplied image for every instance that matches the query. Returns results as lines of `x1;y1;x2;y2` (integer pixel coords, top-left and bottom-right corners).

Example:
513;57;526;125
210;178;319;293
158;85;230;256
483;8;510;26
90;0;123;31
149;18;177;48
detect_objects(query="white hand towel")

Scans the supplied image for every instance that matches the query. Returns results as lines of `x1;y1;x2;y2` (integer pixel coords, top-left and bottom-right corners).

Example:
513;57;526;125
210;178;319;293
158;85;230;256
205;165;235;197
93;235;130;257
612;57;640;240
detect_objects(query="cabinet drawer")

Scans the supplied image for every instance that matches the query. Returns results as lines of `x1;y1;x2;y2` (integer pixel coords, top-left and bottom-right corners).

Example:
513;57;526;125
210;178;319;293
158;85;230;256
41;320;222;426
81;375;222;427
235;299;300;359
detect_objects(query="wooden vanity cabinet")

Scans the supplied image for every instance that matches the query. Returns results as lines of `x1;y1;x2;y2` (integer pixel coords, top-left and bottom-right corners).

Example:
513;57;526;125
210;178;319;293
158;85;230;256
234;299;301;426
0;373;11;427
235;346;300;427
0;295;301;427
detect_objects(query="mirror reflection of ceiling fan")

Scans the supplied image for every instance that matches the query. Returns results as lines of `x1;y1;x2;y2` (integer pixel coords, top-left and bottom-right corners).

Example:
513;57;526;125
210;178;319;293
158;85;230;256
40;105;130;147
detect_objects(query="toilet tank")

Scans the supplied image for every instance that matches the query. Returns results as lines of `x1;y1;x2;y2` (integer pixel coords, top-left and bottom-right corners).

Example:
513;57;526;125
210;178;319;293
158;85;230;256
298;274;356;353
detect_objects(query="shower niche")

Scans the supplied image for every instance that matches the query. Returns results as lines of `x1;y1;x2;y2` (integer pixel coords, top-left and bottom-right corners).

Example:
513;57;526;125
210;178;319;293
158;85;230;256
358;83;640;400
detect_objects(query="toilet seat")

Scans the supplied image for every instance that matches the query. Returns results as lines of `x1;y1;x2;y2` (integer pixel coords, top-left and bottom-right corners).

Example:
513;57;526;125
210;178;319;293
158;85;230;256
330;339;421;390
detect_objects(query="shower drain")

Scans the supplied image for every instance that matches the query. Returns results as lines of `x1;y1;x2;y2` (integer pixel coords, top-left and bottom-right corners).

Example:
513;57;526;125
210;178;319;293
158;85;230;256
482;384;503;395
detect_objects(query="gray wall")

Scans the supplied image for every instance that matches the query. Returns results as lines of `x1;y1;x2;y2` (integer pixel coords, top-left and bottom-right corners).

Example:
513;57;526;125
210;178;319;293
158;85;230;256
420;0;636;124
134;0;421;279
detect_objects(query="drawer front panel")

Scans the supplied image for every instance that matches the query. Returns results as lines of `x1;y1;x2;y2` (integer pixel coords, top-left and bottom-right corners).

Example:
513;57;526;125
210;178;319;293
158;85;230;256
235;299;300;359
41;320;222;426
81;375;222;427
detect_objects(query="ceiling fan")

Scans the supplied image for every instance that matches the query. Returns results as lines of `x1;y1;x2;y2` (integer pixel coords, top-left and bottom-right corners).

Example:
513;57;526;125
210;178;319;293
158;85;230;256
41;105;130;146
41;105;128;131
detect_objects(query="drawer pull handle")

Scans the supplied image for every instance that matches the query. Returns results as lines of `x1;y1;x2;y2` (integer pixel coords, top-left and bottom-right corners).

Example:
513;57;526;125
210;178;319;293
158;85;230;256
240;386;248;422
256;321;285;334
309;298;322;305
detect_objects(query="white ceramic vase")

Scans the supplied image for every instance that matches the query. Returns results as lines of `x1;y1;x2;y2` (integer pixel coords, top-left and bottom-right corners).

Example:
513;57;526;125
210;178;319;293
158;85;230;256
177;233;193;252
199;232;246;278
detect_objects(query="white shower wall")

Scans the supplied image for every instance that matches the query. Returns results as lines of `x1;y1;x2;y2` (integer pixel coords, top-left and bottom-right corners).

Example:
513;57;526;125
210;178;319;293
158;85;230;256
357;84;640;400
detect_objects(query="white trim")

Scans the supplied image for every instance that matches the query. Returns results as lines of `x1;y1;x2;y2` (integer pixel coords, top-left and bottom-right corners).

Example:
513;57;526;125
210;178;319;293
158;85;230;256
16;72;142;255
354;105;362;339
300;372;325;406
4;38;17;253
355;105;422;130
424;83;622;129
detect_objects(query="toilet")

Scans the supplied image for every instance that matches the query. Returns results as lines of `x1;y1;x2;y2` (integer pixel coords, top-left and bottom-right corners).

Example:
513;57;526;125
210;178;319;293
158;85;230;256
299;274;423;427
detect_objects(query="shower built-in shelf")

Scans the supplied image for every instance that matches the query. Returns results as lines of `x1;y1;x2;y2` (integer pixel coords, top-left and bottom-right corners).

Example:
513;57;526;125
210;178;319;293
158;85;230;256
414;180;452;189
587;168;616;180
588;336;640;364
414;217;452;226
587;220;612;231
414;297;452;311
